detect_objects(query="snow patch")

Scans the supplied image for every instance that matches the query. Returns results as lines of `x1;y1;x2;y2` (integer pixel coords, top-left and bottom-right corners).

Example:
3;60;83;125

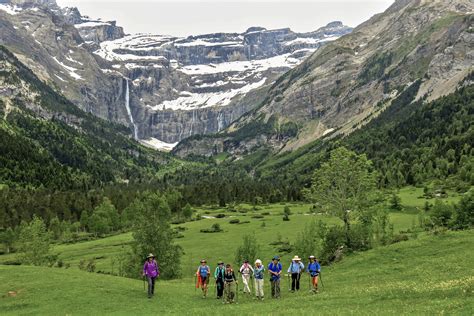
149;78;267;111
52;57;83;80
323;128;335;136
75;21;111;28
179;54;299;76
140;137;178;152
0;4;22;15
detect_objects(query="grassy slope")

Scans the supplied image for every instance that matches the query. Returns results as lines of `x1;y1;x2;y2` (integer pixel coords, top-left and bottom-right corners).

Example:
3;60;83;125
0;201;421;274
0;230;472;315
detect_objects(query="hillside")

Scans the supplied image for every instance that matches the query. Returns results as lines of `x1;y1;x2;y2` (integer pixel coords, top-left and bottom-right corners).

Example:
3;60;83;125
1;230;472;315
174;0;473;157
0;45;174;190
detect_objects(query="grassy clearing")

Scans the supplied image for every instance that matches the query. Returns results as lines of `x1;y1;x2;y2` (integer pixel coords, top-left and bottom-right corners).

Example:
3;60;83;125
1;230;472;315
2;191;462;275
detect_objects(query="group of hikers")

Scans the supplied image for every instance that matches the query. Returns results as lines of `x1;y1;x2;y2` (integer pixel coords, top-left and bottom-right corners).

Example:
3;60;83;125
142;253;321;303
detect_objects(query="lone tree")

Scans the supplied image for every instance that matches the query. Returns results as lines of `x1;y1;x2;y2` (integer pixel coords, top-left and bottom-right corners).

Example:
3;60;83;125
304;147;377;249
235;234;260;265
17;216;51;266
129;192;182;279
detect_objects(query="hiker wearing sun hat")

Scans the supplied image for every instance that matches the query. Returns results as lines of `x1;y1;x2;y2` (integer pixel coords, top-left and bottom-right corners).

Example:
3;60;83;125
214;261;225;299
196;259;211;298
142;253;160;298
307;255;321;293
288;255;305;292
253;259;265;300
268;256;282;298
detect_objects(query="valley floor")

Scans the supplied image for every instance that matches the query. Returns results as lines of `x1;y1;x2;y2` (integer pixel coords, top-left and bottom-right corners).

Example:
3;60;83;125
0;230;473;315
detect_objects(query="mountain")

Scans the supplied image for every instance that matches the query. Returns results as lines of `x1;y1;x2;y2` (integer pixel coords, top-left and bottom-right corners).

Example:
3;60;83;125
0;45;172;190
0;0;352;151
173;0;473;157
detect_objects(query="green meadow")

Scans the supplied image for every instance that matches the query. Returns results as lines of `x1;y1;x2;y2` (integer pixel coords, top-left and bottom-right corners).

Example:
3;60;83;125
1;230;472;315
1;191;472;315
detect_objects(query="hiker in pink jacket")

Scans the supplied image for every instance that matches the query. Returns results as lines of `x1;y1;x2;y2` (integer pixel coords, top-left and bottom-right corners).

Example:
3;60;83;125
142;253;160;298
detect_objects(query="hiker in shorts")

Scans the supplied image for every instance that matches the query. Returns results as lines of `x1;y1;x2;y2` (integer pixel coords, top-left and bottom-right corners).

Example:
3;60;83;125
196;259;211;298
268;256;282;298
214;261;225;299
223;264;238;304
142;253;159;298
307;255;321;293
239;259;254;295
288;255;304;292
253;259;265;300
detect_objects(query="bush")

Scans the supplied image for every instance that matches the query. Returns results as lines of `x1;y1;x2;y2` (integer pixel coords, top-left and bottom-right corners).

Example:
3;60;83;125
391;234;409;244
283;214;290;221
200;223;223;233
215;214;226;218
235;234;260;265
229;219;240;224
251;214;264;219
262;212;270;216
283;206;292;215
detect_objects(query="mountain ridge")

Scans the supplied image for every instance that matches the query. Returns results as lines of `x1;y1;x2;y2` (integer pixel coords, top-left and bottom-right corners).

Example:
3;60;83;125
173;0;473;158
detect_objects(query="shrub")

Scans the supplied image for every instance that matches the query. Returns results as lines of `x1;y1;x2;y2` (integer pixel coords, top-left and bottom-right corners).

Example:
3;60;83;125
229;219;240;224
200;223;223;233
283;214;290;221
251;214;264;219
215;214;226;218
391;234;409;244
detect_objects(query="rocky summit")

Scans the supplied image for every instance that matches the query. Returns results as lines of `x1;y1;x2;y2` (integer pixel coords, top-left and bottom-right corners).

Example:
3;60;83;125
0;0;352;150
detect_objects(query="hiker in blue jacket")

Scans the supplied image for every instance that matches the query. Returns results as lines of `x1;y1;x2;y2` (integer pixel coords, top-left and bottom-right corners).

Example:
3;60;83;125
287;255;304;292
196;259;211;298
268;256;282;298
307;255;321;293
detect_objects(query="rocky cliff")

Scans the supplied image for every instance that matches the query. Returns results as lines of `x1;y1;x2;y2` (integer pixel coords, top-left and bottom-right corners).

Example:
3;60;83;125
0;0;352;150
173;0;474;157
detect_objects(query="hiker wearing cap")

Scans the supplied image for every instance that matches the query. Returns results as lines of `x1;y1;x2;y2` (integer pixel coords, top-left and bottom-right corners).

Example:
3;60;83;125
268;256;282;298
142;253;160;298
239;260;254;295
196;259;211;298
253;259;265;300
223;264;238;304
214;261;225;299
307;256;321;293
288;255;305;292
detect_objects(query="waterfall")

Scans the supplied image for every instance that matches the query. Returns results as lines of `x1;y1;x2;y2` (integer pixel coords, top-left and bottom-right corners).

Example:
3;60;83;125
124;79;138;140
217;112;224;132
189;110;195;136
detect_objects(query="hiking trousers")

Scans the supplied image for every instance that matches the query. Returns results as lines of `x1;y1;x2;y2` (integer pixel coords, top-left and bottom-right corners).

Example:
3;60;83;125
147;276;156;297
224;282;236;303
216;279;224;298
291;273;301;291
270;279;280;298
254;278;264;298
242;274;251;293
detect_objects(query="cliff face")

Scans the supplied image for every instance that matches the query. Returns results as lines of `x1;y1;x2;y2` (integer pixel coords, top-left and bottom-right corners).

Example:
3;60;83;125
0;0;130;125
94;23;352;148
0;0;352;149
173;0;474;157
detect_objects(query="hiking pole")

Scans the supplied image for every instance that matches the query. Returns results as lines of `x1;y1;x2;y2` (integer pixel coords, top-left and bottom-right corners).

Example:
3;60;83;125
287;273;291;291
194;275;197;293
236;281;239;303
319;272;324;288
143;275;146;292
